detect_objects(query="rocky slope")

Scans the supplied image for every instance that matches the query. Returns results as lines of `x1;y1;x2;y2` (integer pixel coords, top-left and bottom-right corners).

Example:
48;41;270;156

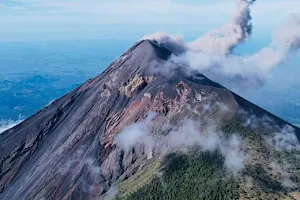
0;40;300;200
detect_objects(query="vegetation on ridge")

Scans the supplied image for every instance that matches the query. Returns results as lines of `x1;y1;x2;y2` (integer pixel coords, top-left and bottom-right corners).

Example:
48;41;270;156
116;151;239;200
112;119;300;200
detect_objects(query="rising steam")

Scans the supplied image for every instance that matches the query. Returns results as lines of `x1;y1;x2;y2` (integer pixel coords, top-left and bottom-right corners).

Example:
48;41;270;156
143;0;300;90
115;114;249;174
188;0;257;55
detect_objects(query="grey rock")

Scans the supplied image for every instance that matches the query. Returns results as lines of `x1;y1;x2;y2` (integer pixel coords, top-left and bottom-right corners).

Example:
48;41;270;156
0;40;299;200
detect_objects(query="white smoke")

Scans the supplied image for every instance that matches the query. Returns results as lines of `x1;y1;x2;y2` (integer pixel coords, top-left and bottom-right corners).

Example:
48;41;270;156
237;110;300;152
265;125;300;152
0;118;23;134
115;115;249;174
142;1;300;90
142;32;186;54
272;14;300;53
220;135;248;173
143;0;257;56
164;120;248;174
114;112;156;154
188;0;257;55
178;14;300;89
269;161;297;189
102;186;119;200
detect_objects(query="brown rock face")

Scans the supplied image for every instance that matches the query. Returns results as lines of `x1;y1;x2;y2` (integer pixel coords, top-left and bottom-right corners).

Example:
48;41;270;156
119;74;155;97
0;40;299;200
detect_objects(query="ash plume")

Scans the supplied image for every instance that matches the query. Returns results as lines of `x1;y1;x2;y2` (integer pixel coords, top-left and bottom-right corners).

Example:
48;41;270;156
142;1;300;91
188;0;257;55
142;32;186;54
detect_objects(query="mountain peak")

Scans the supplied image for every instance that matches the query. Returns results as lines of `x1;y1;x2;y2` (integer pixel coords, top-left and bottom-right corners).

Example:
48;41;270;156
1;40;300;200
118;39;171;63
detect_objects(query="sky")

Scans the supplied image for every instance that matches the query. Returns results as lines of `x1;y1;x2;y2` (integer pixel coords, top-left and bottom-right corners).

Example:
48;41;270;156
1;0;300;42
0;0;300;128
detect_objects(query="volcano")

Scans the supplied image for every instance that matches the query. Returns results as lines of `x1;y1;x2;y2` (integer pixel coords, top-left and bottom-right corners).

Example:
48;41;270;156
1;40;300;200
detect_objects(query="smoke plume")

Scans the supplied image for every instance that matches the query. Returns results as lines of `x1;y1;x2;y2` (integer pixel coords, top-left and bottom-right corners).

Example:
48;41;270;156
142;1;300;90
188;0;257;55
142;32;186;54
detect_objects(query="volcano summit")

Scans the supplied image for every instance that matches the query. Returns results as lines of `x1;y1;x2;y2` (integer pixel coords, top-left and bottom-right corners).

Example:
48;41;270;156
0;40;300;200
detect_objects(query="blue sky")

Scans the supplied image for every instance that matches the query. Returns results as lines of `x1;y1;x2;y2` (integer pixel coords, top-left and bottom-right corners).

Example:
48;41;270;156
0;0;300;125
1;0;300;42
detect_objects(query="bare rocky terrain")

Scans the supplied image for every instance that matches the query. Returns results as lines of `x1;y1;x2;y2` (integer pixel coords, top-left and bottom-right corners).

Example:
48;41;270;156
1;40;300;200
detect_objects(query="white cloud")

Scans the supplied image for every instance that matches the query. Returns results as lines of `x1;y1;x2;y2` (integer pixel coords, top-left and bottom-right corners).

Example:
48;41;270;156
188;0;257;55
114;112;156;158
0;118;23;134
165;121;248;174
266;125;300;151
272;14;300;52
269;161;297;188
115;115;249;174
142;32;186;53
145;11;300;91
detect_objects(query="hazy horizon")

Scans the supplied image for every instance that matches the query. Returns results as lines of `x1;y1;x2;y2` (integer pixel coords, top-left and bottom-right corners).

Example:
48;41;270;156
1;0;300;131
